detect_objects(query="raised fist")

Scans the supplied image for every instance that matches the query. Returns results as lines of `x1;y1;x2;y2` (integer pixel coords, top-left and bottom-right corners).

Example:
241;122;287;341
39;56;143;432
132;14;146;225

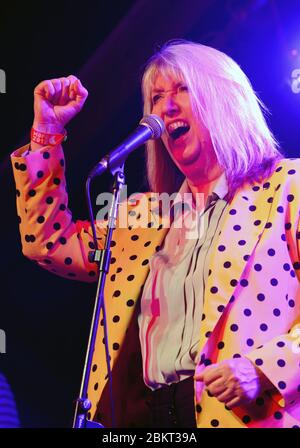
33;75;88;133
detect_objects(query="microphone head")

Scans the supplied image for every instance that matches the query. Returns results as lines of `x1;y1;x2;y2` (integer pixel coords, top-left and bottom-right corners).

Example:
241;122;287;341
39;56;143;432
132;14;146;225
140;114;165;139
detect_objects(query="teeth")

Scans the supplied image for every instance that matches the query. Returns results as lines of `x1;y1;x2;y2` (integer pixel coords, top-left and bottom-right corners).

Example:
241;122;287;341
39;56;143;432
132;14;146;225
167;121;189;134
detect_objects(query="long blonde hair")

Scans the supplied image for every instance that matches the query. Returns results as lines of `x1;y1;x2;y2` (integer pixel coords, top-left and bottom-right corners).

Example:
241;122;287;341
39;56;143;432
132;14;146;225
141;40;282;195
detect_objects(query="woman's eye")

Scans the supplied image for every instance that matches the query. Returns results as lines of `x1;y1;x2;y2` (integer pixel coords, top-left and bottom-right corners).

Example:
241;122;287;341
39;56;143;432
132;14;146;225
152;94;162;104
178;85;188;92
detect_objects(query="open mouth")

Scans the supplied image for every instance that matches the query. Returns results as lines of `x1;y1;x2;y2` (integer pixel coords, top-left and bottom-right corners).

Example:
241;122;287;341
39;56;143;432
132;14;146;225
167;121;190;141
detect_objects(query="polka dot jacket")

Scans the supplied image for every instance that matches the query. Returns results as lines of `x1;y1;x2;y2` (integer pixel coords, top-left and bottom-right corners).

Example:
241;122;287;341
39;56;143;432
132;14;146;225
11;144;300;428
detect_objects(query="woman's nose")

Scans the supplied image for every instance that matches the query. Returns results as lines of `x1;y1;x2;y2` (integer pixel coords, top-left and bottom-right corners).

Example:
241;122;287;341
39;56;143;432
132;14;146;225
162;93;180;116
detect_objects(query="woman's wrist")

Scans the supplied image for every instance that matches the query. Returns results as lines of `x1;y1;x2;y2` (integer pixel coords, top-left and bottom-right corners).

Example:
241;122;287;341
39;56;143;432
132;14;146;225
31;122;66;151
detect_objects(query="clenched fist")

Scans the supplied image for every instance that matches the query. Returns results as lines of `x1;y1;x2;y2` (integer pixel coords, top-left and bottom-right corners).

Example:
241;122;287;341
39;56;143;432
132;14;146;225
195;357;274;409
33;75;88;135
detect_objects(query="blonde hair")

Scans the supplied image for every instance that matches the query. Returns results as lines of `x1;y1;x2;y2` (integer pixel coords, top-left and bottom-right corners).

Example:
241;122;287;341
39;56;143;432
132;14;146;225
141;40;282;195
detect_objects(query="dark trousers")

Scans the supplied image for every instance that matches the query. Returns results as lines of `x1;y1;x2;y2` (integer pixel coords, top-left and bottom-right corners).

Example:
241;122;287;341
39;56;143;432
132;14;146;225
148;376;196;428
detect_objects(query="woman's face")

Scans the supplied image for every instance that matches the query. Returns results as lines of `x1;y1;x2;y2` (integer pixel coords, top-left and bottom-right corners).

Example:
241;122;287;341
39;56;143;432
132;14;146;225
151;72;220;185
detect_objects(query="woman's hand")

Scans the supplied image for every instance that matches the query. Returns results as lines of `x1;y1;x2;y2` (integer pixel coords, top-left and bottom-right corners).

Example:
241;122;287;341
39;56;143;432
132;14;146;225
33;75;88;134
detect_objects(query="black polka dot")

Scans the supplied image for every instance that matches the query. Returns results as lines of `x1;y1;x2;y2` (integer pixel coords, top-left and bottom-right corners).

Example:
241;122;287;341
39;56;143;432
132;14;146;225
110;257;116;264
243;254;250;261
196;404;202;413
217;305;224;313
254;220;261;226
53;178;61;185
16;189;20;197
64;257;72;265
233;225;241;231
37;216;45;224
113;343;120;350
277;341;285;348
278;381;286;390
217;341;224;349
255;358;263;366
267;198;273;203
229;209;237;215
53;222;61;230
242;415;251;424
46;196;54;204
270;278;278;286
277;206;284;213
129;255;137;261
113;315;120;323
46;242;53;250
265;222;272;228
249;205;256;212
92;364;97;372
254;263;262;271
230;324;239;332
238;240;246;246
273;308;281;316
275;166;282;172
59;237;67;245
127;275;135;281
288;299;295;307
142;259;149;266
210;286;218;294
263;182;270;189
224;261;231;268
244;308;252;316
288;169;296;175
126;299;134;307
230;279;238;287
28;189;36;197
257;293;265;301
59;204;66;211
247;338;254;346
268;248;275;256
233;353;241;358
37;170;44;178
252;186;260;192
274;411;283;420
277;359;285;367
211;419;219;427
43;151;50;159
218;245;226;252
113;290;121;297
260;323;268;331
240;279;248;287
131;235;139;241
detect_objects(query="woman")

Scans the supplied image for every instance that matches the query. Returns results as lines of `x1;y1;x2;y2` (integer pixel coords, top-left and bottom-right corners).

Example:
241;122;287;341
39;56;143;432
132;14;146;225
11;40;300;428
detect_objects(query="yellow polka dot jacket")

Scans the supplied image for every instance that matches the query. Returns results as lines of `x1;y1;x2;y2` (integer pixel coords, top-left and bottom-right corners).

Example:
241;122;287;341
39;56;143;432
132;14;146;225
11;144;300;428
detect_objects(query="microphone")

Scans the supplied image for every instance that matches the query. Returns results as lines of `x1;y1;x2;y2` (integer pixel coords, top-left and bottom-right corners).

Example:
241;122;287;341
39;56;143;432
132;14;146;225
88;114;165;178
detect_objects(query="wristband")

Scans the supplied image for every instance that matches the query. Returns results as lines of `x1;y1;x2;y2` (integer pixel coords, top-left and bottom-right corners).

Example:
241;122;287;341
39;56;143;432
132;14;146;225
30;128;67;146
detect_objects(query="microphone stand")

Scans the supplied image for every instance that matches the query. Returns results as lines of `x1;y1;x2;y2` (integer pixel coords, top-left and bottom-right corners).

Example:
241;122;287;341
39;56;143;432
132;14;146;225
73;163;125;429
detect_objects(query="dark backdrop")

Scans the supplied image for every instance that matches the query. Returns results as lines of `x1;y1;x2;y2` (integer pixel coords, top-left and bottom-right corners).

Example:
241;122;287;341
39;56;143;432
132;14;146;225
0;0;299;427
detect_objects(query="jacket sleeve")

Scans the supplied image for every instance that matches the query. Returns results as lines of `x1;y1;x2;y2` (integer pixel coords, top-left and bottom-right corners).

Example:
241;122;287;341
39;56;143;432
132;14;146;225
11;143;107;282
